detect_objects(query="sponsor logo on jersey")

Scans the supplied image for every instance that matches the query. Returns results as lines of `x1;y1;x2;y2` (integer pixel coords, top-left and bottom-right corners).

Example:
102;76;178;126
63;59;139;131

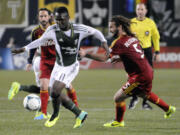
145;31;149;36
44;39;55;46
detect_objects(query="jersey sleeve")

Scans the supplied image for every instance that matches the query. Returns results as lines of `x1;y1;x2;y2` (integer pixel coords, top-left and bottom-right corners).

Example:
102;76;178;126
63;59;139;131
24;27;54;51
110;42;123;56
79;24;107;43
151;20;160;52
27;29;37;64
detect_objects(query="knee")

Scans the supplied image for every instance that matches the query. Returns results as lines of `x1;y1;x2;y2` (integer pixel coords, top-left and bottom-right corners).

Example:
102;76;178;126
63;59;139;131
113;94;120;102
50;91;60;98
50;85;60;98
113;93;125;103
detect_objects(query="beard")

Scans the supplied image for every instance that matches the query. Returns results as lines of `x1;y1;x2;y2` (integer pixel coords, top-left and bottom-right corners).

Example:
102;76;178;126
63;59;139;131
113;29;119;38
40;21;48;27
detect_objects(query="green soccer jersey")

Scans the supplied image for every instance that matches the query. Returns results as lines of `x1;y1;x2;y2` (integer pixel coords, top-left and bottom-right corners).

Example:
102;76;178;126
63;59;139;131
24;23;107;66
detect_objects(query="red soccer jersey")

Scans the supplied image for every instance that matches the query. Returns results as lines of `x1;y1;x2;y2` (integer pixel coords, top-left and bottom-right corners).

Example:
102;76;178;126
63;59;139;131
110;35;153;78
32;25;56;64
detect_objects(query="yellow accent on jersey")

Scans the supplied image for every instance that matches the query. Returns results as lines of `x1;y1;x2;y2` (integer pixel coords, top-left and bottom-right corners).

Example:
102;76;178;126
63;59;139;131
130;17;160;51
109;36;121;49
124;82;140;95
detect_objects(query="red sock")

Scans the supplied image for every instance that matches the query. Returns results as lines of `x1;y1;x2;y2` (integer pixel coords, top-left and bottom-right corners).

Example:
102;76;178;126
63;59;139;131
147;92;169;112
115;101;126;122
67;87;78;107
40;90;49;115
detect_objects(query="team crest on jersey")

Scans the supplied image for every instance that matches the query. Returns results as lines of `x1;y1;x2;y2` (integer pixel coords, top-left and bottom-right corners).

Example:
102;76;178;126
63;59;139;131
145;31;149;36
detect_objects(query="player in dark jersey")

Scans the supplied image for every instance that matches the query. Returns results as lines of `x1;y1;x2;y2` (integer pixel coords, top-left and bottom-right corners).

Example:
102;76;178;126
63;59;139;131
79;15;176;127
8;8;79;120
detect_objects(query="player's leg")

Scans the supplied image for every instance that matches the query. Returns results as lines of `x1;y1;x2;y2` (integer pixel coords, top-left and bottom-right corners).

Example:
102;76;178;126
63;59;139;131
143;92;176;118
45;61;87;128
139;79;176;119
44;81;64;127
45;81;87;128
8;82;40;100
34;59;53;120
104;88;129;127
66;84;78;106
34;78;49;120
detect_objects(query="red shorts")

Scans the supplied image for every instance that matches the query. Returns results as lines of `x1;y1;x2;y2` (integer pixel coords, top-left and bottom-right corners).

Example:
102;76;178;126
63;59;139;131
122;73;153;96
40;59;55;79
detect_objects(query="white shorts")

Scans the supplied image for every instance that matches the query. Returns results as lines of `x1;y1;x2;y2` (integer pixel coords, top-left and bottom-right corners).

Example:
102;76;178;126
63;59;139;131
33;56;41;87
49;61;79;89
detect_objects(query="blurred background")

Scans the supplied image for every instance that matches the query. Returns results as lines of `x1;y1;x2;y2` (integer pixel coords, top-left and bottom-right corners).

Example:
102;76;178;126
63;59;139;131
0;0;180;70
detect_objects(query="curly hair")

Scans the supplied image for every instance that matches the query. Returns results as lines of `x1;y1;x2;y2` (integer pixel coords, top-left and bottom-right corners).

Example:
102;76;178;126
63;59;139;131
111;15;135;37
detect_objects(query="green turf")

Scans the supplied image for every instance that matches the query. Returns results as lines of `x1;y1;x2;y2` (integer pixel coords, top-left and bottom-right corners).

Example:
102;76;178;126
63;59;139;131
0;69;179;135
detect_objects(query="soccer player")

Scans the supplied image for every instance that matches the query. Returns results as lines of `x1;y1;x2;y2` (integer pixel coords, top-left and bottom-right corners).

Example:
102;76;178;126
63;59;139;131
129;3;161;110
11;6;109;128
79;15;176;127
8;8;79;120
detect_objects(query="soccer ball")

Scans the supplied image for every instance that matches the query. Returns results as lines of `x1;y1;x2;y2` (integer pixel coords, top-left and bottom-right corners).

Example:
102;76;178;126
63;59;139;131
23;94;41;111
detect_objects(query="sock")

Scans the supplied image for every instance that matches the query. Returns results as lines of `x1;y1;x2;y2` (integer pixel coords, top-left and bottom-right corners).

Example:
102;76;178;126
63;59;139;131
20;85;40;93
115;101;126;122
67;87;78;106
147;92;169;112
50;96;61;121
62;94;81;117
40;90;49;115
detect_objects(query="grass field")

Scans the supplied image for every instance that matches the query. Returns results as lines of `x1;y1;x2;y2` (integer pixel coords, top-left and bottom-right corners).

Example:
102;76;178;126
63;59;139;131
0;69;179;135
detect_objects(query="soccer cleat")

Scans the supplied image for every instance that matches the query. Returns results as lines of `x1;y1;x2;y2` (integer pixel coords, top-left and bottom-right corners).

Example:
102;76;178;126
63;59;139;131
34;111;51;120
73;111;88;128
8;82;20;100
128;97;139;109
164;106;176;119
103;120;125;127
142;102;153;110
44;114;60;127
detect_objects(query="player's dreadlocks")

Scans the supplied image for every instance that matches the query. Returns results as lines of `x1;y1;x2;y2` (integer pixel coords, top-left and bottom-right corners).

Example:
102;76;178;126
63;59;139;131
111;15;135;37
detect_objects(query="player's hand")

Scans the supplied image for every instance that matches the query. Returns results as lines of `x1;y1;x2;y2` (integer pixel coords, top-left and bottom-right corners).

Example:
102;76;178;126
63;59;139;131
111;55;121;64
26;64;32;71
153;53;160;62
79;48;86;58
11;48;25;55
101;42;110;57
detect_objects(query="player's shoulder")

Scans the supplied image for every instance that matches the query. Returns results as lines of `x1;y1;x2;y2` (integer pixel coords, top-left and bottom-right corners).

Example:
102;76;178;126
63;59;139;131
73;23;92;32
32;25;41;33
46;24;57;32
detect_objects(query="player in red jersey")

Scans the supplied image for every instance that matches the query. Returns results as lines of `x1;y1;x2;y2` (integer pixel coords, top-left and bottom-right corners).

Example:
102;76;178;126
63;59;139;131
79;15;176;127
8;8;79;120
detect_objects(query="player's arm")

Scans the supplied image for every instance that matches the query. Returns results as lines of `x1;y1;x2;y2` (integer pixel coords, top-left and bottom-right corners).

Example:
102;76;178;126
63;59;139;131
79;48;121;63
26;30;38;71
11;47;25;54
110;55;122;64
79;48;108;62
12;28;52;54
80;24;110;57
151;20;160;61
90;27;110;57
11;38;42;54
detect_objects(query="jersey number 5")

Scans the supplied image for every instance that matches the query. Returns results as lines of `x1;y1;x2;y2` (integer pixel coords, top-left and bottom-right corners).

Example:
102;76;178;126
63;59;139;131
133;44;144;59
